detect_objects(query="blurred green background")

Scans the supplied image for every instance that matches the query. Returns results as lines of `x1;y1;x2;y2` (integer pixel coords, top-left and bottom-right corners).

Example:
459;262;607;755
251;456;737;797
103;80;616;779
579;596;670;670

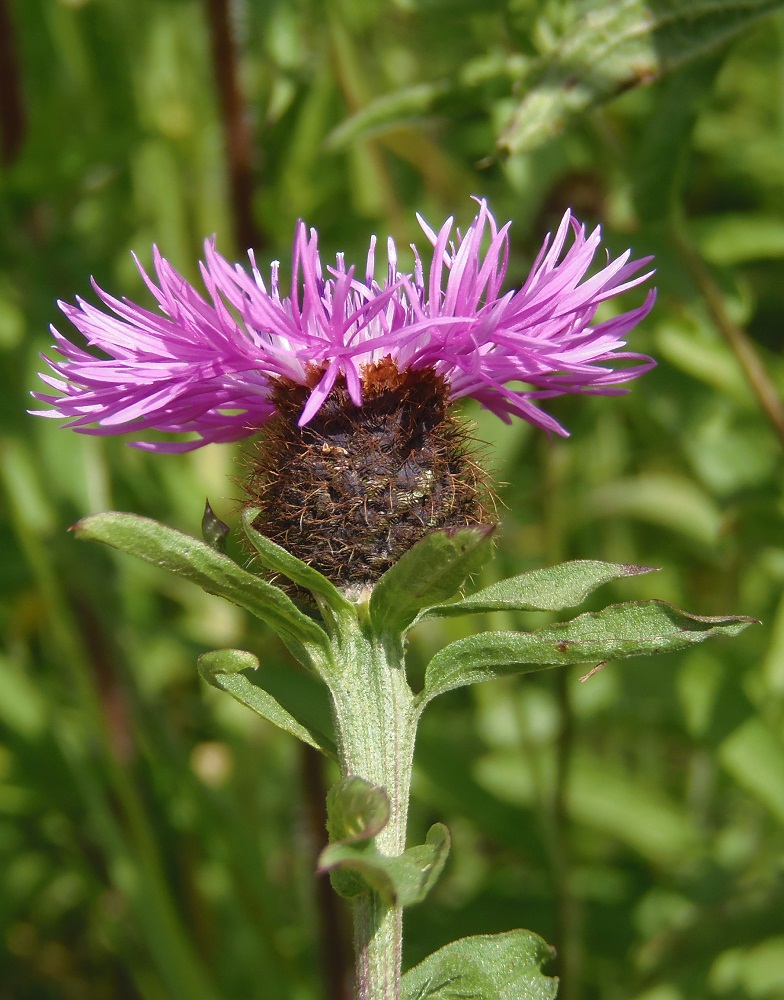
3;1;784;998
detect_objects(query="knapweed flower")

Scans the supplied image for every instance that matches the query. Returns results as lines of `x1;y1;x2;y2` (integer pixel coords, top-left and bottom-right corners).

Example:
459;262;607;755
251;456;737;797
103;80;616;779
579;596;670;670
34;201;655;585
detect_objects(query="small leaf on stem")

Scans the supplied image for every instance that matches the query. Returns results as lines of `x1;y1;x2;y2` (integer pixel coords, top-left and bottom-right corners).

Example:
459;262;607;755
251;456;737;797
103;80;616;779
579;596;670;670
319;822;451;907
323;776;394;899
326;776;390;843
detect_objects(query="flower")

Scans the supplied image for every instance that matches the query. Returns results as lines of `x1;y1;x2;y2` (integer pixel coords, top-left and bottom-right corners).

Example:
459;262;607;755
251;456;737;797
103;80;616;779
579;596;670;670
33;200;655;453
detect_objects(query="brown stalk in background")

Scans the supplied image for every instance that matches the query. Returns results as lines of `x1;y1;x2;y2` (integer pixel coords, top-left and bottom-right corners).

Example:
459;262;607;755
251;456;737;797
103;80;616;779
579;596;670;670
203;0;264;253
0;0;26;165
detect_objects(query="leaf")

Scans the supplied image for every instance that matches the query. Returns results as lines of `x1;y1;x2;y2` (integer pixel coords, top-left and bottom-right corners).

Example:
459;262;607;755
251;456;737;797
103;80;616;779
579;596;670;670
719;717;784;825
694;212;784;266
326;776;390;843
318;823;451;907
323;776;392;897
655;324;754;404
420;560;656;619
583;474;724;549
420;601;757;705
201;499;229;553
632;57;723;223
370;526;496;634
241;507;354;617
74;512;333;675
499;0;784;155
477;747;697;865
325;81;451;150
401;930;557;1000
197;649;336;758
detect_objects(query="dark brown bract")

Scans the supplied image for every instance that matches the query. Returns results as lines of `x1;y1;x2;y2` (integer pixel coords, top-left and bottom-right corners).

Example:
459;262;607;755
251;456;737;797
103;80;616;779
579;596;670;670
244;358;493;590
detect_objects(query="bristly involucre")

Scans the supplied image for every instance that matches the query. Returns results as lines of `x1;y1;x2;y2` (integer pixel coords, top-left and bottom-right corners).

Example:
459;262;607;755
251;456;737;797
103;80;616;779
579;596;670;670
246;358;491;588
32;200;656;452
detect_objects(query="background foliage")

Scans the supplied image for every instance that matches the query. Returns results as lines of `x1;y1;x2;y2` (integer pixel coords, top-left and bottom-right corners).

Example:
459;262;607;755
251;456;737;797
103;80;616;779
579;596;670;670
2;0;784;998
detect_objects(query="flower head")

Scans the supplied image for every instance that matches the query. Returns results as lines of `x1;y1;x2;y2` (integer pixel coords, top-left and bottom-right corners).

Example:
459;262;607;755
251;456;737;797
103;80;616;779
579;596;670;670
33;201;655;453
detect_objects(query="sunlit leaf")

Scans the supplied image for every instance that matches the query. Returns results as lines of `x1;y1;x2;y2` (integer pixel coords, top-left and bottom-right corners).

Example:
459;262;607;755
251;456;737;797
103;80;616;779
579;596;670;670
476;747;698;865
74;512;333;675
419;560;656;619
402;930;557;1000
500;0;784;154
325;82;451;150
694;212;784;266
420;601;756;704
583;474;725;548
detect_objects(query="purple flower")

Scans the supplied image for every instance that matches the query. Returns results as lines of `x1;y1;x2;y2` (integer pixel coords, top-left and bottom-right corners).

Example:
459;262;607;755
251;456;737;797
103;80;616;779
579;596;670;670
33;201;655;452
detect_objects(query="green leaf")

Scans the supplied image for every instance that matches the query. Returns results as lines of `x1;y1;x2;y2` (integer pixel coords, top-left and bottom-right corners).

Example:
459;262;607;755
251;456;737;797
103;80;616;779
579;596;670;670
197;649;336;758
401;929;557;1000
74;512;333;675
370;526;496;634
241;506;354;617
632;57;722;224
319;823;451;907
499;0;784;155
325;81;450;150
420;560;656;619
326;776;390;843
694;212;784;266
477;747;697;865
201;499;229;553
323;776;392;897
420;601;757;705
719;717;784;825
584;474;724;549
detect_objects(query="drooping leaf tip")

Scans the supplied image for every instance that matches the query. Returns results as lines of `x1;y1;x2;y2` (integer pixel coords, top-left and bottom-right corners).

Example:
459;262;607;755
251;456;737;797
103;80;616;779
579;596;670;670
197;648;260;683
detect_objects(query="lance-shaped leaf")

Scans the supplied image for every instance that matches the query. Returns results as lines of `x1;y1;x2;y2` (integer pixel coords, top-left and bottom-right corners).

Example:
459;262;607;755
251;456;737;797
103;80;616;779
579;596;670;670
242;507;354;618
420;601;757;705
402;930;557;1000
326;81;451;151
198;649;336;758
499;0;784;155
74;512;333;675
319;822;451;907
419;560;656;619
370;525;496;634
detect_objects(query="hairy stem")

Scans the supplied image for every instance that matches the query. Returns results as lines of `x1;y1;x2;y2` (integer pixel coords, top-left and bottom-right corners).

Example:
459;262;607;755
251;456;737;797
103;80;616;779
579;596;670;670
328;620;418;1000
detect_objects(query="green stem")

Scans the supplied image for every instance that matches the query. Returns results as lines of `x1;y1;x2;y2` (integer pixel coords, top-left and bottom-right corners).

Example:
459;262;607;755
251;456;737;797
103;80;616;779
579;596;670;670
328;616;418;1000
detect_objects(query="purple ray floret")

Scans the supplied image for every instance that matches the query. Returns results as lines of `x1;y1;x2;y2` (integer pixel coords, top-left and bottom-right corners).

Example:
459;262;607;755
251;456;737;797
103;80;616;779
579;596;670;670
32;200;656;451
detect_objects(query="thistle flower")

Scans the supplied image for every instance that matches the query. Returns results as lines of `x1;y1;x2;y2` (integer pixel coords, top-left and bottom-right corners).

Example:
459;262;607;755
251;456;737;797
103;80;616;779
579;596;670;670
33;201;655;585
